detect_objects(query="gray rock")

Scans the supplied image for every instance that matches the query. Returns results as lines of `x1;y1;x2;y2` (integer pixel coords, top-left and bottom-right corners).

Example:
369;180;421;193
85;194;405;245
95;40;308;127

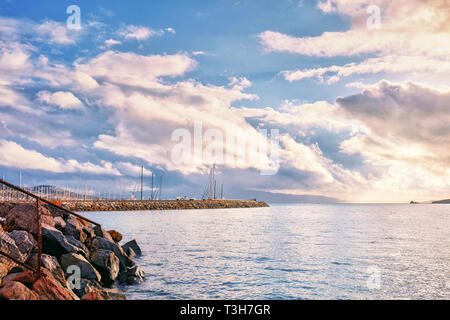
87;237;134;271
82;226;96;241
65;236;89;258
0;227;24;262
60;253;101;282
90;249;120;285
122;239;142;257
42;225;86;257
93;225;114;242
8;230;36;259
63;217;86;243
118;266;145;285
29;253;66;286
53;216;66;231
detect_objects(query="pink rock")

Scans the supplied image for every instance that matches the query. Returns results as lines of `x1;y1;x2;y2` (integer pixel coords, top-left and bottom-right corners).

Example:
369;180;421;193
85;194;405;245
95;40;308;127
32;270;79;300
0;281;40;300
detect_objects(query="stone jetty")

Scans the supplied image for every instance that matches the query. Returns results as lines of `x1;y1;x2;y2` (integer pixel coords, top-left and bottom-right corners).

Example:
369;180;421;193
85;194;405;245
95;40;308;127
61;199;269;212
0;201;144;300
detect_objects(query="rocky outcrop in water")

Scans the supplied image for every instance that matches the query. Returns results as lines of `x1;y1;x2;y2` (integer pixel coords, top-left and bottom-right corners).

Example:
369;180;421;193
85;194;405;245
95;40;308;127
0;201;144;300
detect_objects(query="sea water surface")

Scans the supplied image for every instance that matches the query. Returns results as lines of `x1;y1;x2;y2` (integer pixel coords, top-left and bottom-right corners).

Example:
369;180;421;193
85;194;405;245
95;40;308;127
82;204;450;300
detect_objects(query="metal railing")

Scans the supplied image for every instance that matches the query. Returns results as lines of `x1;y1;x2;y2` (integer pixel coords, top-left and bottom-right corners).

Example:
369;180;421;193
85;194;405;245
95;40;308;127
0;179;100;280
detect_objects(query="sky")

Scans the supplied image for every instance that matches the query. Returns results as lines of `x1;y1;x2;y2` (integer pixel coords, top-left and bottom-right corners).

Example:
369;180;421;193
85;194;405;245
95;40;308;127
0;0;449;203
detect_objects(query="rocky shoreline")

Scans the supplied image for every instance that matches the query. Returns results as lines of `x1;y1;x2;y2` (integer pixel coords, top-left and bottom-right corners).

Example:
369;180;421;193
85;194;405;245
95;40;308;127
61;199;270;212
0;201;145;300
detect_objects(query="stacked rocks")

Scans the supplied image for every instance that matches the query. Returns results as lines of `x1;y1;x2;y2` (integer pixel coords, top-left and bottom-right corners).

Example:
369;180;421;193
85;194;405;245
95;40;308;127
0;202;145;300
62;199;270;212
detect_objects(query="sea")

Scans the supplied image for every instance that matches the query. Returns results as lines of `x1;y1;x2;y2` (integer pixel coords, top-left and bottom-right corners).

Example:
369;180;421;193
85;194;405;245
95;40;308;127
82;203;450;300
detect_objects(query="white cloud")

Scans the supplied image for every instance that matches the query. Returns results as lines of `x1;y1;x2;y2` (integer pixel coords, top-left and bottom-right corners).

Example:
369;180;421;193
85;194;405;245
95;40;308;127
261;0;450;84
236;100;361;134
37;91;84;110
76;51;197;88
0;140;121;175
281;55;450;83
119;25;161;40
36;21;75;44
165;27;175;34
75;71;100;90
105;39;121;46
338;81;450;172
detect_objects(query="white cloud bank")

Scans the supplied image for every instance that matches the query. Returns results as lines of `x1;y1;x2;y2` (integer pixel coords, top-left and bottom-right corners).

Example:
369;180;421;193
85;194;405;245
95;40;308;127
259;0;450;83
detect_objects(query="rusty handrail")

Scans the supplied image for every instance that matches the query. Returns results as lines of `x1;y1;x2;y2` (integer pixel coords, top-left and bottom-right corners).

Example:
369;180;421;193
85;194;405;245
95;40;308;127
0;179;101;227
0;251;37;273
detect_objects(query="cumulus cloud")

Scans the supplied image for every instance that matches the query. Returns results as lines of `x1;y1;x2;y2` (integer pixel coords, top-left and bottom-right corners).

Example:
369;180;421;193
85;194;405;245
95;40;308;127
236;100;361;134
36;21;75;44
72;50;280;174
338;81;450;173
37;91;84;110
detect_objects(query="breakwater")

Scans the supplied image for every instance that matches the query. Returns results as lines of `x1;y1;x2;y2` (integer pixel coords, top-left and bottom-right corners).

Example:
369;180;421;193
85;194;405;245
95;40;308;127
61;199;269;212
0;201;144;300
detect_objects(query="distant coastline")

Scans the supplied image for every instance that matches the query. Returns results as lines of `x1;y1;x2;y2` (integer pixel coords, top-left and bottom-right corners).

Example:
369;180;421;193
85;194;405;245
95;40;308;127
431;199;450;204
61;199;270;212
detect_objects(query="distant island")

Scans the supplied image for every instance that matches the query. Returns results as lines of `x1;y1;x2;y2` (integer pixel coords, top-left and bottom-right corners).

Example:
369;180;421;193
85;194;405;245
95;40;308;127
432;199;450;204
410;199;450;204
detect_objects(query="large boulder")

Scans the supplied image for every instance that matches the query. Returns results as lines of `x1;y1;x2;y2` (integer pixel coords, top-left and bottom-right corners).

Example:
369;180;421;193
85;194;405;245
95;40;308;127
4;203;38;234
53;216;66;231
1;271;35;287
87;237;134;270
90;249;120;285
8;230;36;259
93;225;114;242
60;253;101;282
65;236;89;258
63;217;87;243
29;254;66;287
42;225;86;257
122;239;142;257
118;266;145;285
0;280;39;300
32;269;79;300
0;227;24;262
4;203;55;236
0;202;14;217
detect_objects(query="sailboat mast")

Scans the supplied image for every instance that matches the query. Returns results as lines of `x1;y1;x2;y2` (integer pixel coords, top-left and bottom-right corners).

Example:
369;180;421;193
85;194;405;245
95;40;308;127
140;166;144;201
